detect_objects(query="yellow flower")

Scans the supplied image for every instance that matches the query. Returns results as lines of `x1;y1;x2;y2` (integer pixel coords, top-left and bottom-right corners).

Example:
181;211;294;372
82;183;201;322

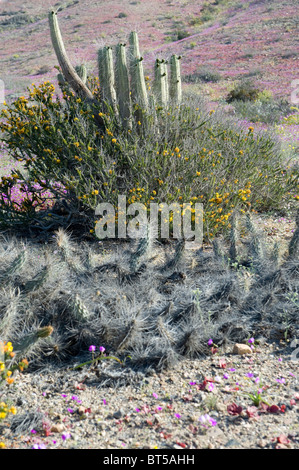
196;171;201;176
112;138;117;144
8;407;16;415
174;147;180;153
0;442;6;448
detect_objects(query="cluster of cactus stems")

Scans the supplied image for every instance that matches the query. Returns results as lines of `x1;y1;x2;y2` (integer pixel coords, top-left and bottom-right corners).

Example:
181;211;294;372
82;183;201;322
49;9;182;132
0;210;298;387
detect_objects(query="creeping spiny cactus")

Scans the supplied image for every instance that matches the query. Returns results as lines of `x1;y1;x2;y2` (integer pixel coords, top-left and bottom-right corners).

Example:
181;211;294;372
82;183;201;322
12;326;54;359
288;209;299;259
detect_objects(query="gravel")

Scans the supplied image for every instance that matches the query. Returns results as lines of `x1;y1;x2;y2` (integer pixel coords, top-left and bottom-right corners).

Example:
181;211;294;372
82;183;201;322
0;338;298;449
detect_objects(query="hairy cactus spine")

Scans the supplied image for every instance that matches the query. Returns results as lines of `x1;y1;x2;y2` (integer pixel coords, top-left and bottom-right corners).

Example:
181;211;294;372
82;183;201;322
288;210;299;259
12;326;54;358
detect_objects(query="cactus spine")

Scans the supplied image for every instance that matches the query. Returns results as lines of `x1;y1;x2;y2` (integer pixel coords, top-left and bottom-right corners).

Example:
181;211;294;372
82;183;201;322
13;326;54;358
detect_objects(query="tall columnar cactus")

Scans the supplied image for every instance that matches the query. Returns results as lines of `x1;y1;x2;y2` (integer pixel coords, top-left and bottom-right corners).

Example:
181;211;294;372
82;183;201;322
98;46;119;117
115;43;132;129
49;9;182;132
49;10;94;101
170;55;182;105
128;31;149;111
154;59;169;107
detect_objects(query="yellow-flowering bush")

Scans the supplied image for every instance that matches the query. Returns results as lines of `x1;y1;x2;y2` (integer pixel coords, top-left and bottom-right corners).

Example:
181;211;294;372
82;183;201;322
0;79;298;239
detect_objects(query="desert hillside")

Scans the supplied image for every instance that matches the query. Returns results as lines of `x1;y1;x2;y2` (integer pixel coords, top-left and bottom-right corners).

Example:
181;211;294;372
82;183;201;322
0;0;298;102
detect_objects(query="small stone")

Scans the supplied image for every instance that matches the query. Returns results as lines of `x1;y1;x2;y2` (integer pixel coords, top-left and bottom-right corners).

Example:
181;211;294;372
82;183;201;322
257;439;268;448
55;414;64;421
78;406;86;415
224;438;242;448
113;409;125;419
233;343;252;355
51;423;65;433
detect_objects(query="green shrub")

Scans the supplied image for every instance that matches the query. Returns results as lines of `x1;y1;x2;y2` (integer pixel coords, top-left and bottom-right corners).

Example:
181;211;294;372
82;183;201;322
183;67;221;83
0;79;298;239
232;96;293;124
175;29;190;40
226;79;260;103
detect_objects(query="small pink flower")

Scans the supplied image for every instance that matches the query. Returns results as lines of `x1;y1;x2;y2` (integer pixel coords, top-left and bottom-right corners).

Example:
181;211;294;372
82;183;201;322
276;378;286;384
99;346;105;353
89;345;96;352
153;393;158;399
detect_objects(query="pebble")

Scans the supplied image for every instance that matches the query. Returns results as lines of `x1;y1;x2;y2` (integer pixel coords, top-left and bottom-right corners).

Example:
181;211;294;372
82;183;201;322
51;423;65;433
